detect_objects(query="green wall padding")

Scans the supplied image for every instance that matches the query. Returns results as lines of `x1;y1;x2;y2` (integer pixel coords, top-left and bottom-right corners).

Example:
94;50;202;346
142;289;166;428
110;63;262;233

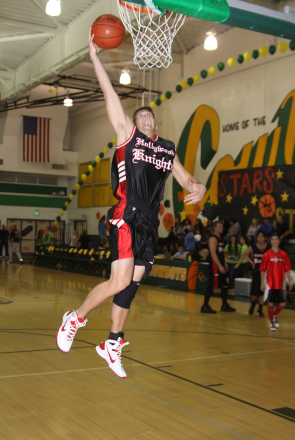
0;194;66;208
0;183;67;196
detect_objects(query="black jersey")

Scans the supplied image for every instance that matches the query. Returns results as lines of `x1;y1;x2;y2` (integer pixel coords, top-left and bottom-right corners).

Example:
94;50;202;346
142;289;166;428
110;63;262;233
111;125;176;211
210;234;225;266
251;242;269;271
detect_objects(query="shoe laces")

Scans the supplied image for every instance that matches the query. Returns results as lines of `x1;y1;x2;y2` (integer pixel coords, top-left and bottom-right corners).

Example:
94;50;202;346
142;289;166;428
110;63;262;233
66;313;87;342
108;340;129;364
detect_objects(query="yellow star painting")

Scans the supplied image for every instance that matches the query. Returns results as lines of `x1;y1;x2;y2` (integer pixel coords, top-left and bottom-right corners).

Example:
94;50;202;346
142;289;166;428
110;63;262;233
226;193;233;203
281;191;289;202
251;195;258;206
243;206;249;215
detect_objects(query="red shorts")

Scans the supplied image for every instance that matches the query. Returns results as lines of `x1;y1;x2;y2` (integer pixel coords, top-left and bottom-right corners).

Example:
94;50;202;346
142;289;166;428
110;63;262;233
108;200;159;279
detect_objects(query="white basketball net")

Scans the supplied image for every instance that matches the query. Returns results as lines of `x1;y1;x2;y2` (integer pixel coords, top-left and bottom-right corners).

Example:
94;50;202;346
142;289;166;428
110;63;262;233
117;0;186;69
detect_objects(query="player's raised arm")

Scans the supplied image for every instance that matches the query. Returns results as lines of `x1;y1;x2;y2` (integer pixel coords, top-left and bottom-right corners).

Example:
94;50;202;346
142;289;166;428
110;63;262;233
89;29;133;140
172;154;206;204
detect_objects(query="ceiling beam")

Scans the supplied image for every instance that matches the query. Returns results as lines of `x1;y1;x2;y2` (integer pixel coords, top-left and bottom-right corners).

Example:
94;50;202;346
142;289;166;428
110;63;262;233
0;71;12;80
30;0;64;30
0;33;55;43
0;61;12;73
175;33;187;55
0;17;59;33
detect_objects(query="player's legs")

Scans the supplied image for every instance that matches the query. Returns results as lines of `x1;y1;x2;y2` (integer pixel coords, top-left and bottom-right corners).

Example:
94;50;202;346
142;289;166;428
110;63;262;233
201;273;216;313
56;258;135;353
268;290;286;331
96;264;145;378
77;257;135;318
110;265;145;333
273;301;286;328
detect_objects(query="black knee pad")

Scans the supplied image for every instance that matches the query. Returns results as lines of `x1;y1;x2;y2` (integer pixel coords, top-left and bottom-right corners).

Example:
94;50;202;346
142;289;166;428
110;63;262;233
113;280;140;309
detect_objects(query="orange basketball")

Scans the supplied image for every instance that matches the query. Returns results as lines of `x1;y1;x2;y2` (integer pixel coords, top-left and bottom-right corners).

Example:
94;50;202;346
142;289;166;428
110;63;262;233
258;194;276;218
163;213;174;230
91;15;125;50
51;225;57;233
159;204;164;216
187;261;199;290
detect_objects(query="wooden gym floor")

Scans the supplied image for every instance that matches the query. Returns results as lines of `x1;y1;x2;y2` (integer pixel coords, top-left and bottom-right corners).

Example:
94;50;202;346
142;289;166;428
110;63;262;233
0;262;295;440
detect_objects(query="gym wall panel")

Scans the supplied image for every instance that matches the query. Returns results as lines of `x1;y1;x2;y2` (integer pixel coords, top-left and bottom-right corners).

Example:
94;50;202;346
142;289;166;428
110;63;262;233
93;158;110;183
78;186;93;208
93;183;110;207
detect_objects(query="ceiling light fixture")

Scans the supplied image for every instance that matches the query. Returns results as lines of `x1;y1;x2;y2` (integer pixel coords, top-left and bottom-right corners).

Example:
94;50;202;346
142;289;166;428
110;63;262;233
204;29;218;51
119;69;131;85
46;0;61;16
63;96;73;107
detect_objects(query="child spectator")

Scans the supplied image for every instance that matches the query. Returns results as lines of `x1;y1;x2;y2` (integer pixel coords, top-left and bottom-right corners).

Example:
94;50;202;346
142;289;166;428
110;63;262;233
98;215;107;237
69;230;78;248
234;236;249;280
246;218;260;241
260;234;293;331
36;229;44;249
224;235;241;288
257;218;274;238
172;245;187;260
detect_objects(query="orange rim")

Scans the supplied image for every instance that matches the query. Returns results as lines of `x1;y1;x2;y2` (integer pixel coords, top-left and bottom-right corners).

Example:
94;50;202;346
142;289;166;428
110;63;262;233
119;1;156;14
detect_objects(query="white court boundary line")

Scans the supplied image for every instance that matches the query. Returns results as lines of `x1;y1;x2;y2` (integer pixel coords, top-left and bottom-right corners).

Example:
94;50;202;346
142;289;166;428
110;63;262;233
0;346;294;380
1;269;295;347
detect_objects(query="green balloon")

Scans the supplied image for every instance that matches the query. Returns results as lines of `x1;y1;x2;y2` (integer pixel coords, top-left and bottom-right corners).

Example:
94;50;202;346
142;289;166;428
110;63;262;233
156;98;162;106
269;44;276;55
85;170;90;176
99;152;104;159
201;70;207;79
72;189;77;195
252;49;259;59
289;41;295;51
187;77;194;86
166;91;172;99
67;198;71;203
91;161;97;168
217;62;225;71
63;206;67;211
237;54;244;64
108;142;113;148
56;216;61;221
78;179;83;186
176;85;182;93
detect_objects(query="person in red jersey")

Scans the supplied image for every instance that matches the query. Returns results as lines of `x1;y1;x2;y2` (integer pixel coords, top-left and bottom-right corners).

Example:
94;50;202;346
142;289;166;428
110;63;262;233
56;30;206;378
260;234;293;331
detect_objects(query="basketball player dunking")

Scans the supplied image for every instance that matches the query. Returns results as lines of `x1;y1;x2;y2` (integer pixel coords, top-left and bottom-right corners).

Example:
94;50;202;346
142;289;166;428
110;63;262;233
56;30;206;378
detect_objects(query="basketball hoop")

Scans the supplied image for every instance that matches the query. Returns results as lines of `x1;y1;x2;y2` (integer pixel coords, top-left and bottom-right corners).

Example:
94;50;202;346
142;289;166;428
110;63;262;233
117;0;186;69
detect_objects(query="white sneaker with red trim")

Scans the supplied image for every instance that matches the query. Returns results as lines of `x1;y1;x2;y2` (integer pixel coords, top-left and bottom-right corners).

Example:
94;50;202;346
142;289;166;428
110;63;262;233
96;339;129;378
56;311;87;353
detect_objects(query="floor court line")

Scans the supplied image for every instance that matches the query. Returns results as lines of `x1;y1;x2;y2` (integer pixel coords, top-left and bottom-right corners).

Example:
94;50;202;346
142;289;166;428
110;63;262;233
113;377;253;440
2;269;294;348
0;345;294;379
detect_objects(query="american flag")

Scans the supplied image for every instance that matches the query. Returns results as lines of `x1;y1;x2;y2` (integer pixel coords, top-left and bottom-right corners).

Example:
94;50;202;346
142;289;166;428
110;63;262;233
23;116;50;163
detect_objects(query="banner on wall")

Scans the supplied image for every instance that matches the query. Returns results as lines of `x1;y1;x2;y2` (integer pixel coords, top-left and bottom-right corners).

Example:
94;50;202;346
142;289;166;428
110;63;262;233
217;164;295;232
172;89;295;226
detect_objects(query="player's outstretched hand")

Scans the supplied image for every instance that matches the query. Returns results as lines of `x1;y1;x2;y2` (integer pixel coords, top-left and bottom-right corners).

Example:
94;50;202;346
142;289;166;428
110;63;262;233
89;28;101;59
184;181;207;205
